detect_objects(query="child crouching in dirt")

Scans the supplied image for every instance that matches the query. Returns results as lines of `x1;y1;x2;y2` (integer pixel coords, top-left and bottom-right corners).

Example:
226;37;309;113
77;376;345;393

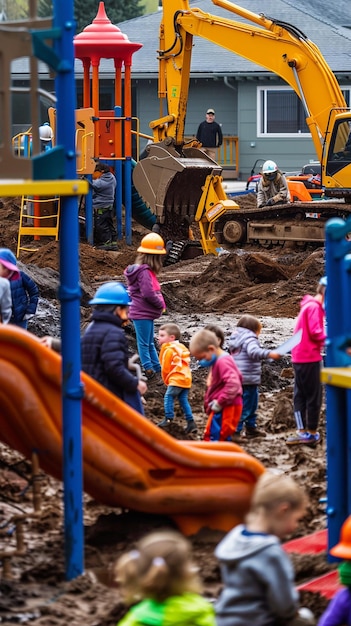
114;529;216;626
190;328;242;442
157;323;197;435
229;314;281;442
215;472;315;626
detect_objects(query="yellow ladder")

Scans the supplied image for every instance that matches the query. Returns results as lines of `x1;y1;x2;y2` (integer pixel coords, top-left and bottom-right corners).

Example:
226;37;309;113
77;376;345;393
17;195;60;257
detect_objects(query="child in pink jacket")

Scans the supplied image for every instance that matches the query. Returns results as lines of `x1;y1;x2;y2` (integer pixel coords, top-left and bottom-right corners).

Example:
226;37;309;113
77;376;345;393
190;328;242;442
287;277;327;446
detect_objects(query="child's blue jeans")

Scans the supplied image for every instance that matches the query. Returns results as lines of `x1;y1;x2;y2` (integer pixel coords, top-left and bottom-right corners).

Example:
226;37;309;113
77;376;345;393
164;386;193;421
236;384;259;433
133;319;161;373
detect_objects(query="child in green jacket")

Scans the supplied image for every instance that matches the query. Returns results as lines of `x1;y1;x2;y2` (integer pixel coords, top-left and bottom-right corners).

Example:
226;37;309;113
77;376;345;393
115;530;215;626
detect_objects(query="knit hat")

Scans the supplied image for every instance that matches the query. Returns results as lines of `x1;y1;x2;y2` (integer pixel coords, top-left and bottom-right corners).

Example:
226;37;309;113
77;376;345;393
339;560;351;586
0;248;18;273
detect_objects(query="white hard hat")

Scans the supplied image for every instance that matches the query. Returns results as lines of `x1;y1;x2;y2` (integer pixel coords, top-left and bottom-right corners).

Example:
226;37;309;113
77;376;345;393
39;123;53;141
262;160;278;174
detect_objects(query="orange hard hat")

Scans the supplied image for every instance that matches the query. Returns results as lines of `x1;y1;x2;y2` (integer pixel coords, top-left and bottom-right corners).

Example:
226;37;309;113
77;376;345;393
330;516;351;559
137;233;166;255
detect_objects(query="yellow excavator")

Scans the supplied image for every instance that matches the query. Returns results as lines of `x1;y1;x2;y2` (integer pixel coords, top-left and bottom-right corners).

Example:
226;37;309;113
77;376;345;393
133;0;351;256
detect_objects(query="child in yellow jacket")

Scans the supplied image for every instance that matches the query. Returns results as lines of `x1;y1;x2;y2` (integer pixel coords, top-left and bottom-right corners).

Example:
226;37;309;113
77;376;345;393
157;323;197;435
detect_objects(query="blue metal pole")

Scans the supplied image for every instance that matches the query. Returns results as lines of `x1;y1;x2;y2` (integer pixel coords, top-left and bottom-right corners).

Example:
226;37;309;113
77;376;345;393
85;174;93;244
114;106;123;239
343;254;351;520
325;218;351;553
124;156;132;245
54;0;84;579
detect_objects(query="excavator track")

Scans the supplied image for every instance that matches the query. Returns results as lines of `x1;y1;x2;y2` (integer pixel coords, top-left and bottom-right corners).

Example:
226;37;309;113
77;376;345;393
164;240;204;265
215;200;351;246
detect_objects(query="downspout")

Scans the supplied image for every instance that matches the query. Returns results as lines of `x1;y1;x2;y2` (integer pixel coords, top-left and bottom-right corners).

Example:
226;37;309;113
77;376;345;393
223;76;236;91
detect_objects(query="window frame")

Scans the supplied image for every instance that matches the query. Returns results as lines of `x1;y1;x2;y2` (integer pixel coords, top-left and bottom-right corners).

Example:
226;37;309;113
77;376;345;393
257;85;351;138
257;86;311;138
342;88;351;107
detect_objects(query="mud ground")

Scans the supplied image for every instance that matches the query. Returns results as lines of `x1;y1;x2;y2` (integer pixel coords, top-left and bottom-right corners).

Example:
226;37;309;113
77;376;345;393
0;196;333;624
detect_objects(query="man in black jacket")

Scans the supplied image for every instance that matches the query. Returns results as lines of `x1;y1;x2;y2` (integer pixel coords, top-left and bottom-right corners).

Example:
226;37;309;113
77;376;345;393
196;108;223;161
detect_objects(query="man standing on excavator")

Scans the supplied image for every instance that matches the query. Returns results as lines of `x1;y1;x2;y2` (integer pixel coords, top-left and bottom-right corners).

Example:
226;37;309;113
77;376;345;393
196;108;223;161
257;160;290;208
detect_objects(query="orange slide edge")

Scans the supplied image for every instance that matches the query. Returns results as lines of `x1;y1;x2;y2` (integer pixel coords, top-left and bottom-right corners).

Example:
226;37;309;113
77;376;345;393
0;326;265;534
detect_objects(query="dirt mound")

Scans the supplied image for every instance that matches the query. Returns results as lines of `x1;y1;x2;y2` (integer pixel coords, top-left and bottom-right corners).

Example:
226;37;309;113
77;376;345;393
161;247;325;316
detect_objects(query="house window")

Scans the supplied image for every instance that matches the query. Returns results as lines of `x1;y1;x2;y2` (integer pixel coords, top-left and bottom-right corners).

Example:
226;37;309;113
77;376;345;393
258;86;351;137
342;89;351;107
258;87;310;137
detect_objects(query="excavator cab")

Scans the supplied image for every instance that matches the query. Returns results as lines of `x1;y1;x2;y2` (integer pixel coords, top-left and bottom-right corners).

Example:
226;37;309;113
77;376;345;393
324;118;351;200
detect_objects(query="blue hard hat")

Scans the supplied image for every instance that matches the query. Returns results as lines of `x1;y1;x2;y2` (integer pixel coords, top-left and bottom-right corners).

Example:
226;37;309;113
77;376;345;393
0;248;18;272
89;282;132;306
319;276;327;286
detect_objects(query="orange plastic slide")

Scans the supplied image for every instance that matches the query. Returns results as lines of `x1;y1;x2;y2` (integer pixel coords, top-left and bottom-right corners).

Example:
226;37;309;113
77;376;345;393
0;326;265;535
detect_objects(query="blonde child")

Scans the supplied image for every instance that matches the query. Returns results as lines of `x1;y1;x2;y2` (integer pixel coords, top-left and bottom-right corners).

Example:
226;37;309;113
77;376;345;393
229;314;281;441
189;328;242;442
115;530;216;626
157;323;197;435
215;473;314;626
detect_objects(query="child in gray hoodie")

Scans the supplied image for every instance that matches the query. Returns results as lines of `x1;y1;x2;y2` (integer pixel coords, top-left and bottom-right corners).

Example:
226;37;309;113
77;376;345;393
229;315;280;441
215;472;314;626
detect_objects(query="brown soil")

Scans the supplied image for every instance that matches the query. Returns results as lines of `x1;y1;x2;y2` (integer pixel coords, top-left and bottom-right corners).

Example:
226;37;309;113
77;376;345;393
0;196;332;625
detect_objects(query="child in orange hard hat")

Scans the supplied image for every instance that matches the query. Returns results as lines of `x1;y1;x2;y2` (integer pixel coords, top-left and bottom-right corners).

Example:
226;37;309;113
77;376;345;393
124;233;167;381
318;516;351;625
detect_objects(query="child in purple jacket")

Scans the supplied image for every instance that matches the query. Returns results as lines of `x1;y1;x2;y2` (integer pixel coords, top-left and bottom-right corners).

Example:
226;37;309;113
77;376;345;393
124;233;166;381
229;315;281;442
318;515;351;626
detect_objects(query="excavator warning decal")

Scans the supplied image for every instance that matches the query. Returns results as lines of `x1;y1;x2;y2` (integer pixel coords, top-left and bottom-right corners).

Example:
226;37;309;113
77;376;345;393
207;203;224;219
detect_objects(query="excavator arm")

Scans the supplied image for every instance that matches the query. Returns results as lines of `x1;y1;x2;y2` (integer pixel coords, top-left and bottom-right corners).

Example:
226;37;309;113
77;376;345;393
155;0;347;161
133;0;351;257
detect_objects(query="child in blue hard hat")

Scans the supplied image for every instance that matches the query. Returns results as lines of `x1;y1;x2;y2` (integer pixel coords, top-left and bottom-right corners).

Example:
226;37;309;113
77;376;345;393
42;281;147;414
0;248;39;329
83;282;148;413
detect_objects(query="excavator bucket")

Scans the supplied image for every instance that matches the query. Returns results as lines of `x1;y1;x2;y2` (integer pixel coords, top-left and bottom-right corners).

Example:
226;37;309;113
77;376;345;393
133;139;222;224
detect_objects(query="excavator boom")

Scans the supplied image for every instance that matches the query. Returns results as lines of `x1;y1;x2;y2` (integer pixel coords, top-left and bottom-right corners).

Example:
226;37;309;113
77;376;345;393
156;0;347;162
133;0;351;257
